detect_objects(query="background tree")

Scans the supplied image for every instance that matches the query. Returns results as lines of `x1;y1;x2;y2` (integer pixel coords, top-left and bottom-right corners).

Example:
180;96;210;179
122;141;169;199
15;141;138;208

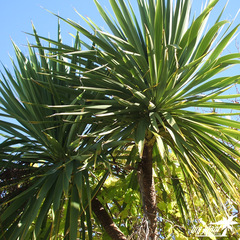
1;0;240;239
0;26;122;239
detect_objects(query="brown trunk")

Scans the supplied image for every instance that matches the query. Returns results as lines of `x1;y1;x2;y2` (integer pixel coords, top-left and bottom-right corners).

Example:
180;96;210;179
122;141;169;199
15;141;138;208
92;197;127;240
138;142;157;240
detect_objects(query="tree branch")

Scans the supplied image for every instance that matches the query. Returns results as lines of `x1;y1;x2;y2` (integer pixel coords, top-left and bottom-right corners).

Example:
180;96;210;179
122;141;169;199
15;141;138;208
92;197;127;240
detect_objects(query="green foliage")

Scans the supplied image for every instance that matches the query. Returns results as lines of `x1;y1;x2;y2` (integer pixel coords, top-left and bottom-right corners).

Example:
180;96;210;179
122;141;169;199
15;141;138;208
1;0;240;239
0;23;111;239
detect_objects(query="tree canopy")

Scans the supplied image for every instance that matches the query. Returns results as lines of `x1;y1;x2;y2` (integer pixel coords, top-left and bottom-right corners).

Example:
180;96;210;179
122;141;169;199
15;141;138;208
1;0;240;239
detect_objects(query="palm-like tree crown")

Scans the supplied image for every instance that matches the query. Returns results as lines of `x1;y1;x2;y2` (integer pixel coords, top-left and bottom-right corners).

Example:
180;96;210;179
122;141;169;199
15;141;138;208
1;0;240;239
53;0;240;207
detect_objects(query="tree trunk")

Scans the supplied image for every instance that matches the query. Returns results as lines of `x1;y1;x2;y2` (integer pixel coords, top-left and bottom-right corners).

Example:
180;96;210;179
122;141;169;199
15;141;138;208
92;197;127;240
138;142;157;240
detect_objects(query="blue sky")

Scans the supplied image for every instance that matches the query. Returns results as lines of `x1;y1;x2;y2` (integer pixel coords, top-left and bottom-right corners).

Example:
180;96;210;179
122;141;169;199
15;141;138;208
0;0;240;70
0;0;109;69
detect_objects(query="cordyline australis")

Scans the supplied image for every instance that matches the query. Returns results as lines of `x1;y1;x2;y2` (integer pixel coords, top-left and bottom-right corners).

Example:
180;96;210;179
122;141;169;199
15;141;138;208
1;0;240;239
